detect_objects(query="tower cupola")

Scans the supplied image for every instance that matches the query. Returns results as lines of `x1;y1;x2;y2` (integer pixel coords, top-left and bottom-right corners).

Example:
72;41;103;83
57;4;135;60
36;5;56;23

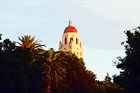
64;19;78;33
59;19;83;59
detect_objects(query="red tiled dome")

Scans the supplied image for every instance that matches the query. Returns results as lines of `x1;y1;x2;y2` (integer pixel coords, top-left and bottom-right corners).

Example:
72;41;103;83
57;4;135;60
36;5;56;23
64;26;78;33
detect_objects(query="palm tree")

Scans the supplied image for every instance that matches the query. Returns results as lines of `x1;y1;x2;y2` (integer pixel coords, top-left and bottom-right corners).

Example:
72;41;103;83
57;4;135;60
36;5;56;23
41;48;67;92
17;35;45;53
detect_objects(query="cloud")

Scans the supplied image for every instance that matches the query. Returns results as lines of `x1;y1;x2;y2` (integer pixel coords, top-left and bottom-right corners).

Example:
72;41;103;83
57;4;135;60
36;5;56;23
74;0;140;25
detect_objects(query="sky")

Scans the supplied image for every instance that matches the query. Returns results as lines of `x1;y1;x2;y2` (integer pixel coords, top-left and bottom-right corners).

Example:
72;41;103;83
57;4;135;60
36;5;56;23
0;0;140;80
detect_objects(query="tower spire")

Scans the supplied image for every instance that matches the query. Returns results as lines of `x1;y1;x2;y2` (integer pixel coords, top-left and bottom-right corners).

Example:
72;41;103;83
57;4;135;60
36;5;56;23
69;19;72;26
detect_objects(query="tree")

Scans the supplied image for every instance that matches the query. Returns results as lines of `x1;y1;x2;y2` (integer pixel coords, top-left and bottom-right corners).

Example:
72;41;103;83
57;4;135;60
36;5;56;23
0;34;2;50
36;48;67;92
54;51;97;93
17;35;45;54
0;37;47;93
105;73;112;82
113;27;140;93
0;34;2;40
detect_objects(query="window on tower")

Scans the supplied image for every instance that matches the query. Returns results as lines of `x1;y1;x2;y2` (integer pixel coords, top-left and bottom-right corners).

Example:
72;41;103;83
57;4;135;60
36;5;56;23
76;38;78;44
65;38;67;44
80;53;82;56
70;38;73;43
77;52;79;55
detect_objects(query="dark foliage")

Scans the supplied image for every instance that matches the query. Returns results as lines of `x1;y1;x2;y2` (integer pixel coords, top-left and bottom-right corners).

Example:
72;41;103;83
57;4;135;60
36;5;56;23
0;34;127;93
52;51;97;93
105;73;112;82
0;37;47;93
114;27;140;93
96;80;123;93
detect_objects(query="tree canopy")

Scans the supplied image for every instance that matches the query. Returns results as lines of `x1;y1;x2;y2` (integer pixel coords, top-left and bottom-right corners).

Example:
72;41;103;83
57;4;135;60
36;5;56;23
0;37;47;93
114;27;140;93
0;33;133;93
0;35;98;93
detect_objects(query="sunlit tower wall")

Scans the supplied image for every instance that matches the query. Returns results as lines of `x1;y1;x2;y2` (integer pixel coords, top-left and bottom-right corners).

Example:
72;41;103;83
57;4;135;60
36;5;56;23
59;19;83;59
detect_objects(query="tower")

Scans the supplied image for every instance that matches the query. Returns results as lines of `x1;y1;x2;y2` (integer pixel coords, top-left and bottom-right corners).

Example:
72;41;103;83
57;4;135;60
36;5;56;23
59;19;83;59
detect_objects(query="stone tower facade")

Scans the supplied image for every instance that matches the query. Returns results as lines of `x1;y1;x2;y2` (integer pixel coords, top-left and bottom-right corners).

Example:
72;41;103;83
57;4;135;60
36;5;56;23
59;19;83;59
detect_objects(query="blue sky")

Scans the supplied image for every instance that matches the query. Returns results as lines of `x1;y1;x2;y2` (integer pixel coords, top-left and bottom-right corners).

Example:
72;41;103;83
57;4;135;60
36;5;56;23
0;0;140;80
